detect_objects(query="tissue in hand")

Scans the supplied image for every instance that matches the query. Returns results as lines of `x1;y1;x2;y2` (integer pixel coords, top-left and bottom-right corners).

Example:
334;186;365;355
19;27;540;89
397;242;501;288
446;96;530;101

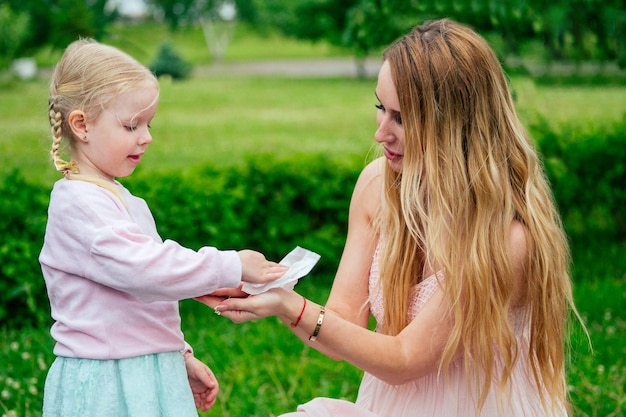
241;246;321;295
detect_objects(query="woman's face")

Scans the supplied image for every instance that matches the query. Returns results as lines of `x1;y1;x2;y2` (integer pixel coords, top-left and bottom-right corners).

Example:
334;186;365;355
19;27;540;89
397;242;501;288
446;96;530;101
374;60;404;173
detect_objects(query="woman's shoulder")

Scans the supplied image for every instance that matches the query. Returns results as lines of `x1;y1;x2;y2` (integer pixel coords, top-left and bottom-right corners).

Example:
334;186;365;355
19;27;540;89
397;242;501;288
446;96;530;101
509;219;529;306
360;157;385;178
354;157;385;192
349;158;385;222
509;220;528;263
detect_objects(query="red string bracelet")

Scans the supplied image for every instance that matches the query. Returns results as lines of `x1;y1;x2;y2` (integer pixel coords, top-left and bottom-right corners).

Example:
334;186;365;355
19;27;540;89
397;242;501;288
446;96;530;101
290;296;307;328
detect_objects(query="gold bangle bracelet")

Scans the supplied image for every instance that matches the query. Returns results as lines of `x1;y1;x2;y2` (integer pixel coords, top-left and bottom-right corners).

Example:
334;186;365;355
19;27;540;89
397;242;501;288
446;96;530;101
308;307;326;341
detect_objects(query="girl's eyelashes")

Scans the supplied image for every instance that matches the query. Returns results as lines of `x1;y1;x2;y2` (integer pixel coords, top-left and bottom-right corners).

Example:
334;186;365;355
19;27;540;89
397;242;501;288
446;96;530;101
123;122;152;131
375;103;384;111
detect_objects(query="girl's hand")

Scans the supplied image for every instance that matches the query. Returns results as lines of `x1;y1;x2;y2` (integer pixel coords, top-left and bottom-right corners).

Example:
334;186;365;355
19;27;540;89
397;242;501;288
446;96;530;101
238;249;288;284
184;354;219;412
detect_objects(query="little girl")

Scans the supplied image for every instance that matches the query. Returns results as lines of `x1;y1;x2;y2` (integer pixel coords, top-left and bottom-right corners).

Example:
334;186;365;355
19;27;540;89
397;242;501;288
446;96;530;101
40;38;287;416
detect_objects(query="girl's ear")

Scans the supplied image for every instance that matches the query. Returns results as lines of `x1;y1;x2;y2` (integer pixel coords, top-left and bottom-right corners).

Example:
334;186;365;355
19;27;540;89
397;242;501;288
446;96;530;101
68;110;88;141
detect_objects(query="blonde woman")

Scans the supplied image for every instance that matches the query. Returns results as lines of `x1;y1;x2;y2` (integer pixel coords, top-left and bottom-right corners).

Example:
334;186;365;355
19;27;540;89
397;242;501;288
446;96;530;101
205;19;582;416
40;39;286;416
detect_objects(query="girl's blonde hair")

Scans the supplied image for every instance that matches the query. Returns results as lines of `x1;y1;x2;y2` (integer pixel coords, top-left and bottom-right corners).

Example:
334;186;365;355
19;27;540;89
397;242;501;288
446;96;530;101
378;19;581;413
48;38;158;200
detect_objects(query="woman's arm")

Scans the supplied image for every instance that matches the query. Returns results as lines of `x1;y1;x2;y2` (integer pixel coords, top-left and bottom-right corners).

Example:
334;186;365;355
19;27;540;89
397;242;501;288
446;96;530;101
278;221;530;384
204;159;384;359
212;154;531;384
215;279;453;385
293;158;383;357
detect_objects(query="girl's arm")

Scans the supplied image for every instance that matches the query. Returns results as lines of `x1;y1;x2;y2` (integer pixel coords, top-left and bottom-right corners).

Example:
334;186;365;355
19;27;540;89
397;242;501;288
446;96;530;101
184;351;219;411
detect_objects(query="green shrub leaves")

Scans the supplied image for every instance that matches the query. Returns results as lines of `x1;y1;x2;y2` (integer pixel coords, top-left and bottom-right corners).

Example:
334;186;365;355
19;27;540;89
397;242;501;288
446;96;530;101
1;122;624;328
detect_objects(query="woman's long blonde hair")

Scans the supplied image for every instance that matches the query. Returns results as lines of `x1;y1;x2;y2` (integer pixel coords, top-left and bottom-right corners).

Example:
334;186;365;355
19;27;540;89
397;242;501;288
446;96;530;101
378;19;580;413
48;38;158;201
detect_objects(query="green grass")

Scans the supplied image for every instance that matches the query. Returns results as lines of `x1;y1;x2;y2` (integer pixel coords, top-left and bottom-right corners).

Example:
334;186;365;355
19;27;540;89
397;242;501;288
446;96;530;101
1;264;624;417
511;77;626;133
0;280;363;417
1;75;380;189
2;73;625;189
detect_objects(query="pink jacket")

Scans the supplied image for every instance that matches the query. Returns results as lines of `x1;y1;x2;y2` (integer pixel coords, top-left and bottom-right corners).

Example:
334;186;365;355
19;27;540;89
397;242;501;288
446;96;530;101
39;179;241;359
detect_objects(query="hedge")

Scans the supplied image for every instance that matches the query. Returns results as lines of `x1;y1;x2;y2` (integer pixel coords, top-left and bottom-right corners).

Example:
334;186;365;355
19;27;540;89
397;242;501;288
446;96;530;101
0;154;361;328
537;116;626;240
1;120;624;328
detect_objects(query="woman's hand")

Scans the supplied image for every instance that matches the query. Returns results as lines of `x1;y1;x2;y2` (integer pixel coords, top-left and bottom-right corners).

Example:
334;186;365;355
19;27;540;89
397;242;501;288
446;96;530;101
194;287;248;309
213;289;288;323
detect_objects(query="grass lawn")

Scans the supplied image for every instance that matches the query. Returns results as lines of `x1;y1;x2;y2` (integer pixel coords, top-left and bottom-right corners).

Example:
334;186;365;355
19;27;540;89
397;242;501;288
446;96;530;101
2;72;625;189
1;262;624;417
2;21;625;188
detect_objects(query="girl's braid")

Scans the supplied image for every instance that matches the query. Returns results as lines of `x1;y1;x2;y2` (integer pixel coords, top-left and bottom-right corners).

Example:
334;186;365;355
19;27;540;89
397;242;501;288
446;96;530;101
48;96;78;177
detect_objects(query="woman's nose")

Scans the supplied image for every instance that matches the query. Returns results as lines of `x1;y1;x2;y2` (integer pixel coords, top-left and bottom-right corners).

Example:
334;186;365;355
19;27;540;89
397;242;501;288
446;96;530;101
375;118;394;144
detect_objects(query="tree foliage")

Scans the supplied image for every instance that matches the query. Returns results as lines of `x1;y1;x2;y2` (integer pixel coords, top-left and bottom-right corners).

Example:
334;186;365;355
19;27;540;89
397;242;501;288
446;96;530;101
206;0;624;67
4;0;117;53
145;0;236;29
0;4;30;68
146;0;197;29
410;0;625;65
6;0;624;68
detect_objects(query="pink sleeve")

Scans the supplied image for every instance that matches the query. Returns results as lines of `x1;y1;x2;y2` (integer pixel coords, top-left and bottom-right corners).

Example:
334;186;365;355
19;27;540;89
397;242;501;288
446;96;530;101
45;180;241;303
85;221;242;302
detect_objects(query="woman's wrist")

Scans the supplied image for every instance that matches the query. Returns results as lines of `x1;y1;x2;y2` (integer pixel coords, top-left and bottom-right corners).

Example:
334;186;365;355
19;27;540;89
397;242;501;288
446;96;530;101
290;296;307;327
280;289;308;324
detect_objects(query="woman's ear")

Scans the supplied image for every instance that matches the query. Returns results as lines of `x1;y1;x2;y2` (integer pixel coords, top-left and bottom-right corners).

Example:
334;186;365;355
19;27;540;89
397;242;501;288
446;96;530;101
68;110;89;142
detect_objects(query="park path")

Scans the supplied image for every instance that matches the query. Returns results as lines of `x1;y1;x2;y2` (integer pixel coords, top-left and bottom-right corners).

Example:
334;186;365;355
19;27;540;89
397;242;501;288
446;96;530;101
192;56;624;80
37;56;622;80
193;57;382;78
35;57;382;80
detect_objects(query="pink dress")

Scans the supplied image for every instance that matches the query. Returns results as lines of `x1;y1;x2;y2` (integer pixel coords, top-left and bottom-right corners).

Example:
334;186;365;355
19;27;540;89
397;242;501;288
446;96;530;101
287;242;567;417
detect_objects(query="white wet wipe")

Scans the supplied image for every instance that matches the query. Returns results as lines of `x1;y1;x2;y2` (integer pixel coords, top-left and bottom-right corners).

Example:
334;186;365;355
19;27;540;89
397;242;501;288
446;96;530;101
241;246;321;295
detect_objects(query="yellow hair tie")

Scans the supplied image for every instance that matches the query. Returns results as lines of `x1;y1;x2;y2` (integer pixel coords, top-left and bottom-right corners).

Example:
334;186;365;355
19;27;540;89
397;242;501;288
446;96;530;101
56;160;80;177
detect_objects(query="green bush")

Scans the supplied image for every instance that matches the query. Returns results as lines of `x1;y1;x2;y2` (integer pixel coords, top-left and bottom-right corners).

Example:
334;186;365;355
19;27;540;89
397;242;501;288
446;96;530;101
1;121;625;329
536;116;626;240
0;155;360;328
127;154;361;275
0;171;50;327
148;40;192;80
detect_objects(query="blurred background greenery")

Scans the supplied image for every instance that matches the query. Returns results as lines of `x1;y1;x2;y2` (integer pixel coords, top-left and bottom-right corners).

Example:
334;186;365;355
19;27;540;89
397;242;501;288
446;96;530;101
1;0;624;73
1;1;625;417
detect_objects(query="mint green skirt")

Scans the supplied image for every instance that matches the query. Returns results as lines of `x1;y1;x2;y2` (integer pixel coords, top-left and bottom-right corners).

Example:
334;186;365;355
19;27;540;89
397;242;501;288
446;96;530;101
43;351;199;417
